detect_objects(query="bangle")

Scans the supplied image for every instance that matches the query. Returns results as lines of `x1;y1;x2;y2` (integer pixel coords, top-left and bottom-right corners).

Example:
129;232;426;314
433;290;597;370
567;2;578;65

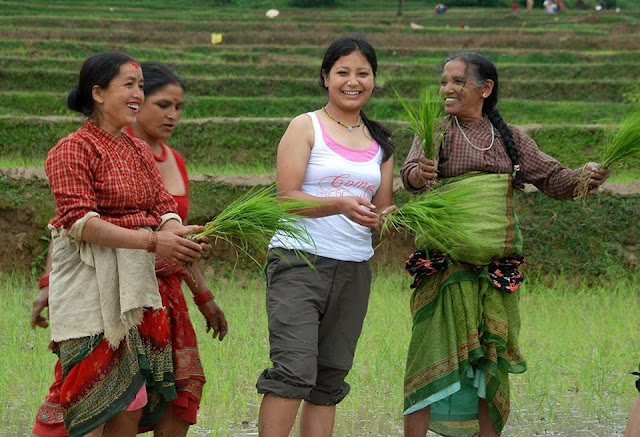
38;274;50;289
193;290;214;306
146;231;158;253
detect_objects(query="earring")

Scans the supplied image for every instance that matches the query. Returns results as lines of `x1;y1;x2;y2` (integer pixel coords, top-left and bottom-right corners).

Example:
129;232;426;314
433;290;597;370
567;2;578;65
482;93;488;98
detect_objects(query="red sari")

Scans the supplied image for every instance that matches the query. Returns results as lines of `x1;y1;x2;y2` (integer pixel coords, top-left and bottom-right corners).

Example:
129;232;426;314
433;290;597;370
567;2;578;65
33;143;206;436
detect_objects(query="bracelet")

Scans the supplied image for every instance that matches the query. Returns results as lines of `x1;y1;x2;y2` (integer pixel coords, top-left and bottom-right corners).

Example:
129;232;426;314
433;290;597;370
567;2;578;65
38;274;50;289
193;290;214;306
146;231;158;253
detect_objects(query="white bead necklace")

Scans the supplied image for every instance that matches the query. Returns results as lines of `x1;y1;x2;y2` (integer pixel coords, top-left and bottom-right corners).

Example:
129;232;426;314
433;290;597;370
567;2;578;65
454;116;495;151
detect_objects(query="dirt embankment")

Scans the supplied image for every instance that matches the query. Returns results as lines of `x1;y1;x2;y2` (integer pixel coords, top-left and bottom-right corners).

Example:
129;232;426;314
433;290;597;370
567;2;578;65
3;166;638;194
1;167;638;273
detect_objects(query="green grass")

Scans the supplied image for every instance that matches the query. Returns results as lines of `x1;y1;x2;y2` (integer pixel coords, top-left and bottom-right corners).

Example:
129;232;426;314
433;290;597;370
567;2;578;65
2;67;634;102
2;93;639;124
1;268;637;435
2;117;639;177
5;55;640;80
1;2;640;434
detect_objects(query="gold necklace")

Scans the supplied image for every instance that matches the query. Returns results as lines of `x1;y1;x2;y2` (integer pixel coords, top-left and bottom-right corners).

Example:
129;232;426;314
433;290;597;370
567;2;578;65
323;107;362;132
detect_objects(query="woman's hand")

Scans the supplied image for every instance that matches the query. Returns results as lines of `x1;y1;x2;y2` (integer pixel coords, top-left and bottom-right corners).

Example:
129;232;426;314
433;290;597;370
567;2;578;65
378;205;397;230
31;287;49;329
584;162;610;193
336;196;380;228
198;300;228;341
410;157;438;189
156;226;207;264
182;225;213;256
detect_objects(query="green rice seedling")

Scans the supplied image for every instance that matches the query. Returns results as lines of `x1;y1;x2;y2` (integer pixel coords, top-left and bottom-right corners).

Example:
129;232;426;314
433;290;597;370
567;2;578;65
381;184;475;256
393;86;442;159
575;110;640;199
600;111;640;168
189;184;314;266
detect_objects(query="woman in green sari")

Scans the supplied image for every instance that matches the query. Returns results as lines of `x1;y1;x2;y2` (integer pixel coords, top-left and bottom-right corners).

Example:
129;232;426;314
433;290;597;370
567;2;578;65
399;51;610;437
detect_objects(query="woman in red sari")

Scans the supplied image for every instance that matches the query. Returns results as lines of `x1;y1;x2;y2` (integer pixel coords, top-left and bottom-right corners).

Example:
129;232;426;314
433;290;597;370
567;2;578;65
30;60;225;437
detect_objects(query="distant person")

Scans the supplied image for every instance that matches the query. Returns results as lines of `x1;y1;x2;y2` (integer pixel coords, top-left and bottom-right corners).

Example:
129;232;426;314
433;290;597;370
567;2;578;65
527;0;534;10
435;3;447;14
544;0;559;13
511;2;520;15
256;35;394;436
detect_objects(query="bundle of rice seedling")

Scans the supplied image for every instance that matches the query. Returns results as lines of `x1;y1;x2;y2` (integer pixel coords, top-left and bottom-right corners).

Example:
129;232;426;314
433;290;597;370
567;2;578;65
382;173;523;265
394;87;442;159
189;184;314;266
381;184;475;257
575;111;640;199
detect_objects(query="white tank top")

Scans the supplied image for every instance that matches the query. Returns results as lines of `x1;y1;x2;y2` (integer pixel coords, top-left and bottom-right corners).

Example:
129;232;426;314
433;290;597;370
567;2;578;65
270;111;384;262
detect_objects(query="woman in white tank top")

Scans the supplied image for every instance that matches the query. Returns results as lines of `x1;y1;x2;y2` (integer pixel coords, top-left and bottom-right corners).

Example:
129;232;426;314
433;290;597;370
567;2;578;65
256;36;395;436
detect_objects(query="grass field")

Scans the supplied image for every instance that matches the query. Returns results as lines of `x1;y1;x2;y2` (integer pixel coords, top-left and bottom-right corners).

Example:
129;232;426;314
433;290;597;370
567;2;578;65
1;0;639;435
1;269;638;436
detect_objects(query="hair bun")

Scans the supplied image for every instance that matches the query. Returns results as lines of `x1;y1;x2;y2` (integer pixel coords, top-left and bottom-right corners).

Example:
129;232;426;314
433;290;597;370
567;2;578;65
66;85;82;113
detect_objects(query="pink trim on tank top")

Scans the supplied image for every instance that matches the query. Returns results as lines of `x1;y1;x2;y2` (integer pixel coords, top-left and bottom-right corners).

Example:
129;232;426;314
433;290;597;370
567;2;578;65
318;116;379;162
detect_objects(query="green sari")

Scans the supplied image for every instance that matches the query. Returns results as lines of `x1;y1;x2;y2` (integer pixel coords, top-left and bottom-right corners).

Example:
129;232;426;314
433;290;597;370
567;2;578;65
403;172;527;436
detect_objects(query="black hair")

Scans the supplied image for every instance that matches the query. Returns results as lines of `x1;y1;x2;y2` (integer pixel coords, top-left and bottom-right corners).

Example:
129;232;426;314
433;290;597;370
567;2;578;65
140;62;186;97
445;51;523;188
320;36;394;162
67;51;137;116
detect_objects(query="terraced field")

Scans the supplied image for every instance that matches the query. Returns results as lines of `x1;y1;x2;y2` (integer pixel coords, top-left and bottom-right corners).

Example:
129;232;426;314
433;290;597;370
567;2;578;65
1;2;640;436
1;0;638;276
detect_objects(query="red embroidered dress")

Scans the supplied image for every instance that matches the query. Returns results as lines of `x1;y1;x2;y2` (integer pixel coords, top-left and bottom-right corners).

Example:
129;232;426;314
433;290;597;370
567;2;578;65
34;125;205;436
38;121;178;437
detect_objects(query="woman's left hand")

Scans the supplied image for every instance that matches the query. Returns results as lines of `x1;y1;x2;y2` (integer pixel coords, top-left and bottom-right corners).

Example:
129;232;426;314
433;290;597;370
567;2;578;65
198;299;228;341
182;225;212;255
584;162;610;193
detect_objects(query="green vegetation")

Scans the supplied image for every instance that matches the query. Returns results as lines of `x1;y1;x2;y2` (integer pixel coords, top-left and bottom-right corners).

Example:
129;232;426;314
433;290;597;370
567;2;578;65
1;67;634;102
2;1;640;435
189;185;314;266
1;269;637;435
3;119;639;180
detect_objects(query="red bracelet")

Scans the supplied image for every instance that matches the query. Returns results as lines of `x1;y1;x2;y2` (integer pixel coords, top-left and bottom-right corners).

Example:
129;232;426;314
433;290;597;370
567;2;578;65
146;231;158;253
38;274;50;289
193;290;214;306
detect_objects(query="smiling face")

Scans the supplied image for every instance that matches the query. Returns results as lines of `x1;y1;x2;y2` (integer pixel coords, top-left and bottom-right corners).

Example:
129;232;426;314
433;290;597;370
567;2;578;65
439;59;492;123
91;61;144;136
323;50;375;113
135;82;184;143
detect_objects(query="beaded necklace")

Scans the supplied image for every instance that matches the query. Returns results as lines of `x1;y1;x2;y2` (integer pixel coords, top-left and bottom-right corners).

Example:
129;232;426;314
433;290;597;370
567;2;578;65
323;106;362;132
152;143;168;162
454;116;495;151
